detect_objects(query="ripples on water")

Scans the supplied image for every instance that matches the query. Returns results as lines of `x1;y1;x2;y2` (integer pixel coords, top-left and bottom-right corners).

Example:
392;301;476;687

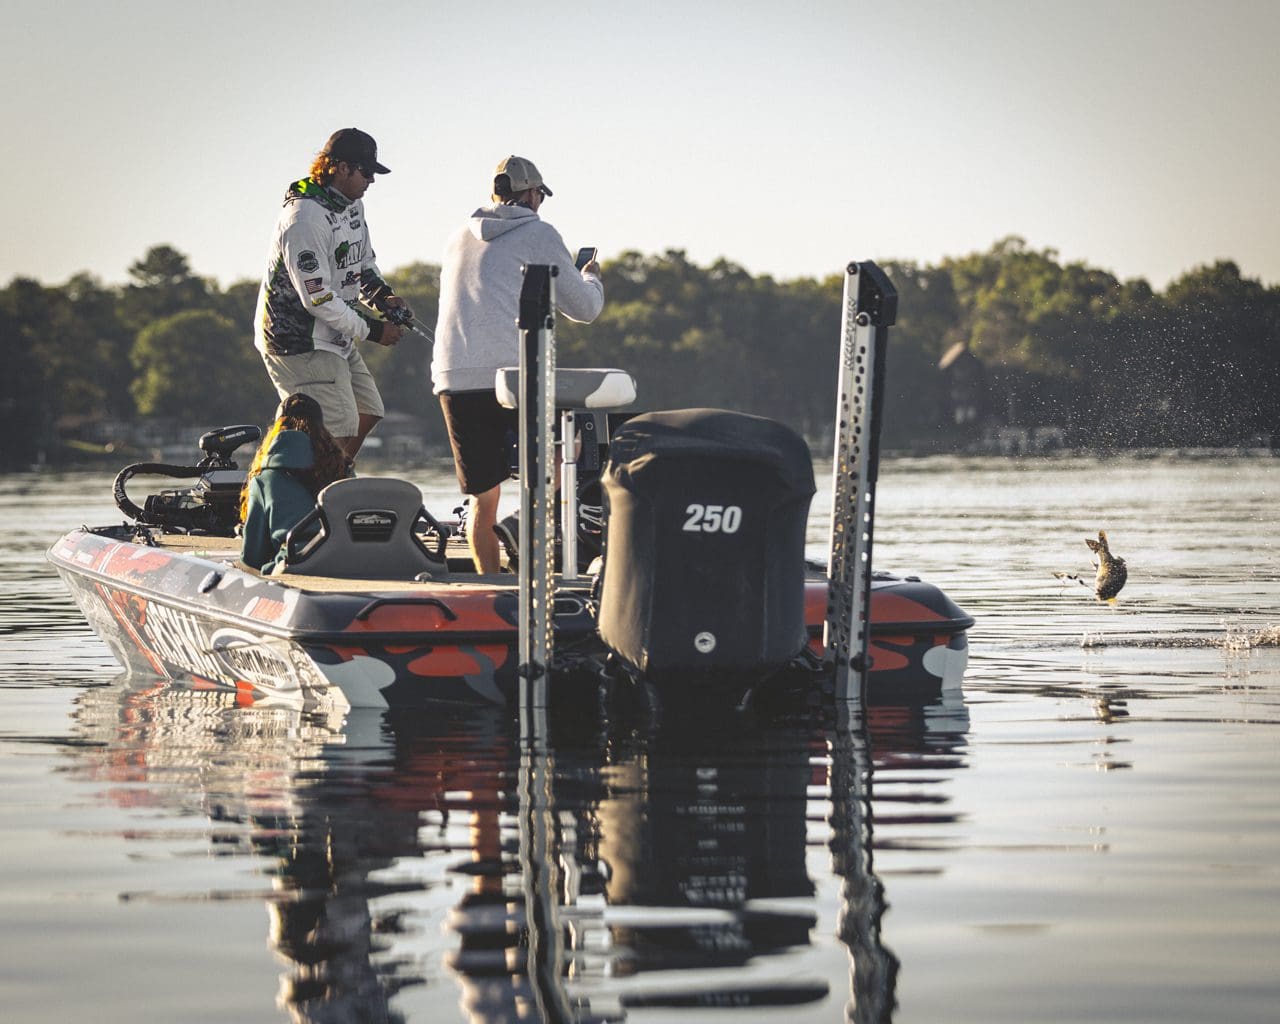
2;455;1278;1023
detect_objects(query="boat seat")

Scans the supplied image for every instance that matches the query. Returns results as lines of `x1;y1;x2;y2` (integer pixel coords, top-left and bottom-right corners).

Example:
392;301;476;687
494;367;637;412
279;477;449;580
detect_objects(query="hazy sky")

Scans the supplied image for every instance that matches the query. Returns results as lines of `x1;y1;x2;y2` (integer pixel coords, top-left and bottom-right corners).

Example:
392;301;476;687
5;0;1277;291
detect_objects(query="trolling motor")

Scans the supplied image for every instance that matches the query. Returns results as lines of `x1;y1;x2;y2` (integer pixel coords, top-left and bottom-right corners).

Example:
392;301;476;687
113;424;261;536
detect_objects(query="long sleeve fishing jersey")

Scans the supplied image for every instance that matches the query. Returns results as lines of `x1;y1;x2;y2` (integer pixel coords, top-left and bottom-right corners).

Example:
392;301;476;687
254;178;389;357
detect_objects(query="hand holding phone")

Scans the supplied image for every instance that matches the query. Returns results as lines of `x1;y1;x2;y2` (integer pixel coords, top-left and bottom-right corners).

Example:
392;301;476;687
574;246;598;271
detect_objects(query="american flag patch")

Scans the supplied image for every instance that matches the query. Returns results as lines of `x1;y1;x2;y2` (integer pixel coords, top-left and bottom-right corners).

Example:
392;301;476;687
304;277;325;294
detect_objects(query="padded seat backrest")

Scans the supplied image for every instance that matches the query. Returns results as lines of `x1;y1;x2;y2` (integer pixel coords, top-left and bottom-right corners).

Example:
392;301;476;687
281;477;447;580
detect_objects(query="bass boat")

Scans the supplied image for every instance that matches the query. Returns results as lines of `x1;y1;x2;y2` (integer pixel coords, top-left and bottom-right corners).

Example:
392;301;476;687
49;263;972;711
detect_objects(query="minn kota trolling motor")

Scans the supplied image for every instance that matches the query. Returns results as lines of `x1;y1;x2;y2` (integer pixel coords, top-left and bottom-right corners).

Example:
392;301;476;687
112;424;261;536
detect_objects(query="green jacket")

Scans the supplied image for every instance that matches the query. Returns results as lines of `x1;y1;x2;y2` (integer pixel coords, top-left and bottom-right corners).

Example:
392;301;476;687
240;430;318;573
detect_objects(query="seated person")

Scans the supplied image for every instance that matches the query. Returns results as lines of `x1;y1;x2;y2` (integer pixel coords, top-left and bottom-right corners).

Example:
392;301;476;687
240;393;351;573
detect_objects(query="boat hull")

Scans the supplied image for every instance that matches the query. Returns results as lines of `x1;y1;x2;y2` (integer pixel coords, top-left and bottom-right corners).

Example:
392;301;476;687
49;528;971;710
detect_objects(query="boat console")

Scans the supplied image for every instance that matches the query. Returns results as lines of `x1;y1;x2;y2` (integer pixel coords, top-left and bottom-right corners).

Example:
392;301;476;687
495;366;639;581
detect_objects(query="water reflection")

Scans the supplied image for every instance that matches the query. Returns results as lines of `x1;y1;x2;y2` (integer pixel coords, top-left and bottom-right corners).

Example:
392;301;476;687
65;678;970;1023
840;696;970;1022
554;693;826;1016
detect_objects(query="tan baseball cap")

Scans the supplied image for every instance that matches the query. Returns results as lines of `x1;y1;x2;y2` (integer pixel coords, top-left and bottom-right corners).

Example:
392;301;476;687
494;155;552;197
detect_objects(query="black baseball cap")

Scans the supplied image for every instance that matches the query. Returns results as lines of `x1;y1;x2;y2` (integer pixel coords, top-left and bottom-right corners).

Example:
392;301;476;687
321;128;390;175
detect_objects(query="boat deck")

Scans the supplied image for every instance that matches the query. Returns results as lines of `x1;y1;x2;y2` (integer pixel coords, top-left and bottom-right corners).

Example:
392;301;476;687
148;530;574;595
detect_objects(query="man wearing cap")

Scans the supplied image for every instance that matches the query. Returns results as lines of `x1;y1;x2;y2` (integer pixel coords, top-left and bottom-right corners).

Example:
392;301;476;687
254;128;413;460
433;155;604;574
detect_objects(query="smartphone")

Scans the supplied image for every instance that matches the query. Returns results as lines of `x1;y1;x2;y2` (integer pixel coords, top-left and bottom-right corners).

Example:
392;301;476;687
574;246;598;270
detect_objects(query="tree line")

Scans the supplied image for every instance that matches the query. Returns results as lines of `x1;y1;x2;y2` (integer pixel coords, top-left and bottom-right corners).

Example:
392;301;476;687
2;236;1276;469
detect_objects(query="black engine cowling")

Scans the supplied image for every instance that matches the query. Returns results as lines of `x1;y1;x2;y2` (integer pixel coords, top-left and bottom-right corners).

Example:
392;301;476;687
597;408;816;681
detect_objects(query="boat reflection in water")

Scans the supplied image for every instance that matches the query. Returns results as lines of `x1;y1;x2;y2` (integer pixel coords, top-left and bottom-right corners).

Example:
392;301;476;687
67;677;968;1022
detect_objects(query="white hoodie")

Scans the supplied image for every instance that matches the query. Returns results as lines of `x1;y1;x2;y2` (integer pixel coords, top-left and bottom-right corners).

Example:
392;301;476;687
432;204;605;394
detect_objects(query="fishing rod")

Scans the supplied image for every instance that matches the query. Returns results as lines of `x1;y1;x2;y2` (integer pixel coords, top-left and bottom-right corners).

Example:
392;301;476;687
359;270;435;343
357;299;434;343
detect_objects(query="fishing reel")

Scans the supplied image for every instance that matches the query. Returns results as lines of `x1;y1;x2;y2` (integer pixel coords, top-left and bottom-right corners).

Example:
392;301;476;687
383;304;415;327
359;270;431;339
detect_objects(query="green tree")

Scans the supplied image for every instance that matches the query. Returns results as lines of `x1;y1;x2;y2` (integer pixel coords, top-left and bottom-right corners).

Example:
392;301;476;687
131;309;275;426
1155;261;1280;444
356;262;443;445
217;278;260;331
875;261;961;449
5;238;1277;468
61;273;135;420
0;278;57;458
120;245;212;332
0;300;49;466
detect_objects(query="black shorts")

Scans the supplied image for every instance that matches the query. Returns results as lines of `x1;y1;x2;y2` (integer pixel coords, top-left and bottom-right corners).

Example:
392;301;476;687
439;390;518;495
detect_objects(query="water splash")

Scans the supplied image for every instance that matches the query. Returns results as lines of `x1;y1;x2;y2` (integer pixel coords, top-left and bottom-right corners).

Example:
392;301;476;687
1220;623;1280;651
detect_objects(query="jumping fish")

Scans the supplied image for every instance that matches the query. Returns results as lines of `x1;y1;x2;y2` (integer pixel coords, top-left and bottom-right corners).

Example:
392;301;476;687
1054;530;1128;602
1084;531;1127;602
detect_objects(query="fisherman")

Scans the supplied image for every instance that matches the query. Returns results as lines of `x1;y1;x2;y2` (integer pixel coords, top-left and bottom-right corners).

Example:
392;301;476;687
253;128;413;461
432;155;605;574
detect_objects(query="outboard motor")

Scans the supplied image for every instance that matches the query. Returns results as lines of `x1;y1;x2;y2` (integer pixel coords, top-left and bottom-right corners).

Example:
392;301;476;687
597;408;816;682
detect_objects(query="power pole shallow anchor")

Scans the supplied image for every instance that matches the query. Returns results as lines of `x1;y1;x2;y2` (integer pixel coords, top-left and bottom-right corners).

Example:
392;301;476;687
825;261;897;704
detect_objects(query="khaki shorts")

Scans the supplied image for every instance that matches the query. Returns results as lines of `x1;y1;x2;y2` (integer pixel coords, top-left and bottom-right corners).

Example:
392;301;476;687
262;347;384;438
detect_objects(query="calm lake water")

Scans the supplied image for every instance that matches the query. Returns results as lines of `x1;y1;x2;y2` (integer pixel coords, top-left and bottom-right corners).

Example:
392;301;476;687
2;453;1278;1023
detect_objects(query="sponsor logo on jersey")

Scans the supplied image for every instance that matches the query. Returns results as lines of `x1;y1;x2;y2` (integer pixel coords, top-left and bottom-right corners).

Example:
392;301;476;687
341;270;359;289
297;250;320;273
334;239;366;268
